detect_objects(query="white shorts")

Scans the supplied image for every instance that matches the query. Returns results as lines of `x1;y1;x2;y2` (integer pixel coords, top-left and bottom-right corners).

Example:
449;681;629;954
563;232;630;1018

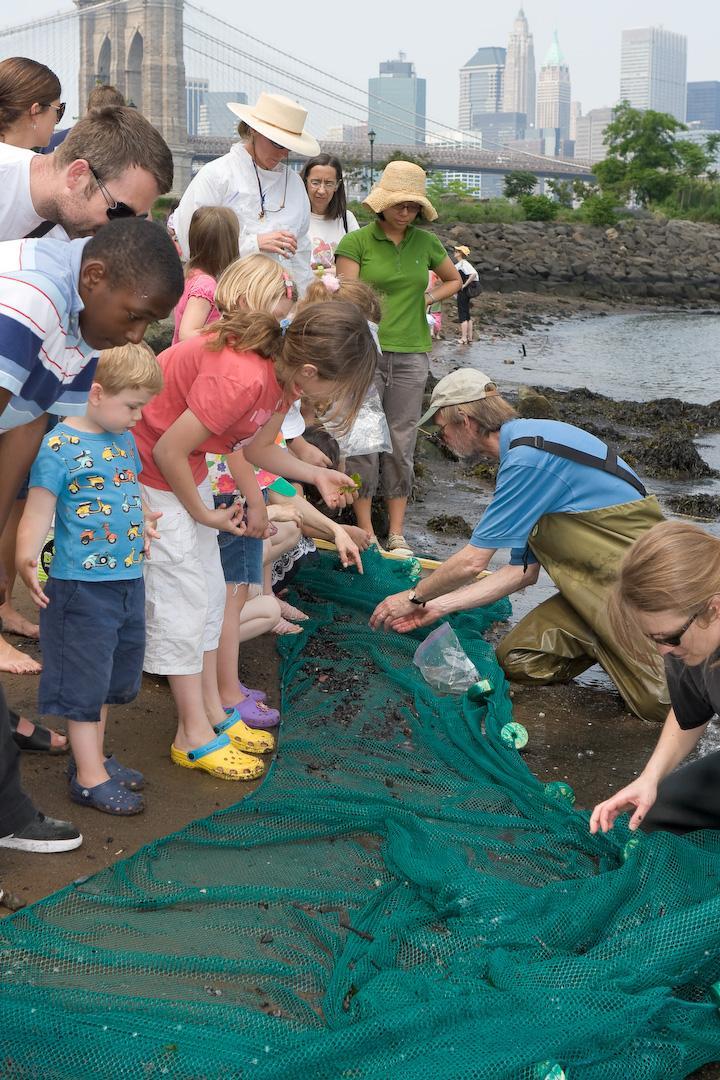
141;479;226;675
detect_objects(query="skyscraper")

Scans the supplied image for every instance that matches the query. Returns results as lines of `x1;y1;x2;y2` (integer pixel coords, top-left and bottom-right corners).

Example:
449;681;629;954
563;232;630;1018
686;82;720;130
536;32;571;146
620;27;687;122
458;47;506;130
502;9;536;127
368;53;427;145
575;107;614;163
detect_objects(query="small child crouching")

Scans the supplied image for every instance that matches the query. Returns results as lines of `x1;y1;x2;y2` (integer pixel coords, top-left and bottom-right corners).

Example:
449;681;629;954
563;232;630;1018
15;343;163;816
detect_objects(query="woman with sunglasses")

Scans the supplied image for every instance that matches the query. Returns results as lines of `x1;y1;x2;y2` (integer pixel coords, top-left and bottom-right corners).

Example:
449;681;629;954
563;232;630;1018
174;92;320;294
301;154;359;273
0;57;64;151
591;520;720;836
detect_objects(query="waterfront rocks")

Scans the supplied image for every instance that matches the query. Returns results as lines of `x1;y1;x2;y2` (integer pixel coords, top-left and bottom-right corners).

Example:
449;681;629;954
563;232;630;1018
426;514;473;538
433;219;720;303
666;493;720;519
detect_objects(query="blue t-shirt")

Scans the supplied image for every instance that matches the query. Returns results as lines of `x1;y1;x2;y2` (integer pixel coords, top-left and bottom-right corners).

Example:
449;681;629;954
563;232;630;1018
30;425;146;580
470;418;644;565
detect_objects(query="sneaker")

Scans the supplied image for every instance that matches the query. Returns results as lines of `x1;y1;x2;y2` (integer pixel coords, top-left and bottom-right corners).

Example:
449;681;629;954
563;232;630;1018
0;811;82;853
386;533;413;557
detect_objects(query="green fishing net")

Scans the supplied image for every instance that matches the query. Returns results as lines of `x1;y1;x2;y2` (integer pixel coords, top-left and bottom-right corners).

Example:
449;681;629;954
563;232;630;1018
1;547;720;1079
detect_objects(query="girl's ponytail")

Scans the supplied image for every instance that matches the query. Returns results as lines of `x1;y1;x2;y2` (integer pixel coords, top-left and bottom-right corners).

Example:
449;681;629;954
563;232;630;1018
204;310;283;358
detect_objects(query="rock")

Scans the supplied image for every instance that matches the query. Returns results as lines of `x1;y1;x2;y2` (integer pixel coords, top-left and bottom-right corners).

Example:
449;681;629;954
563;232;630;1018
630;430;717;481
517;386;557;419
426;514;473;538
666;493;720;519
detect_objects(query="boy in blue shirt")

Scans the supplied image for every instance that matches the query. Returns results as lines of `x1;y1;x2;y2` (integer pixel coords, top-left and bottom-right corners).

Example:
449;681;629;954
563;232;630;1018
16;342;163;815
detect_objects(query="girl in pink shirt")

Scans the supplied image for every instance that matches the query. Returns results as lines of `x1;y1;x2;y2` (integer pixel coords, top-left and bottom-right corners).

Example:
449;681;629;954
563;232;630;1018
135;281;378;784
172;206;239;345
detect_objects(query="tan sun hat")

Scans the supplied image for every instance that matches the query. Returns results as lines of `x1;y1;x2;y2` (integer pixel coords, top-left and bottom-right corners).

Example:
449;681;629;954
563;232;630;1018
363;160;438;221
418;368;498;427
227;92;320;156
454;245;471;257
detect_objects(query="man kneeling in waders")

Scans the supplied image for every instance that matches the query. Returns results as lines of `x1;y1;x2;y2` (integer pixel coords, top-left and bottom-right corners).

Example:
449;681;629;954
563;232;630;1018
370;368;669;723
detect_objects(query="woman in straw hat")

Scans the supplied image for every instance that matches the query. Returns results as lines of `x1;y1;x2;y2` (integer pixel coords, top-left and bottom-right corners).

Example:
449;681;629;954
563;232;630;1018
335;160;460;556
453;245;479;346
174;92;320;294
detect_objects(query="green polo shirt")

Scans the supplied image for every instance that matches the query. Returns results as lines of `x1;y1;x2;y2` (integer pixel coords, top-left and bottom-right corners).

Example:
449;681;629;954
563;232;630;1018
335;221;448;353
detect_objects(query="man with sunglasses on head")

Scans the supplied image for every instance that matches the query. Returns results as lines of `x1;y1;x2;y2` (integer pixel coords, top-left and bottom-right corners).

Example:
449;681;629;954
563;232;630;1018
0;105;173;242
370;368;671;723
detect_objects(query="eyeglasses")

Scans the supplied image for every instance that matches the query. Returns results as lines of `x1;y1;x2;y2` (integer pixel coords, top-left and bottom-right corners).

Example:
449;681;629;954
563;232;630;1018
647;608;705;648
88;165;147;221
43;102;66;122
307;179;340;191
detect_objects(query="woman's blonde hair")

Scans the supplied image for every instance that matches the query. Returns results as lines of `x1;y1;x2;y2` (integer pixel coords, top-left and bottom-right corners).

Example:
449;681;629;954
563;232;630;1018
187;206;239;281
299;276;382;323
436;383;517;437
609;520;720;663
204;300;377;435
95;341;162;396
214;253;296;319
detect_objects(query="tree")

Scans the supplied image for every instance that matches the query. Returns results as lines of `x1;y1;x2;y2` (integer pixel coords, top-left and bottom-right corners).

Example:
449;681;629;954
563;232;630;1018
427;172;476;202
379;150;434;171
520;194;558;221
547;179;573;208
503;170;538;200
593;101;717;207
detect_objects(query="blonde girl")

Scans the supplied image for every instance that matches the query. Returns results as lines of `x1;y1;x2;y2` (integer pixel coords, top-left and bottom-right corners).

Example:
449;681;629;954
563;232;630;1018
591;521;720;836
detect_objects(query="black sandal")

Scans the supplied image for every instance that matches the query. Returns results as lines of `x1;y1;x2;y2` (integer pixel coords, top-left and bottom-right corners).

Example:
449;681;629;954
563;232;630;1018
9;709;68;755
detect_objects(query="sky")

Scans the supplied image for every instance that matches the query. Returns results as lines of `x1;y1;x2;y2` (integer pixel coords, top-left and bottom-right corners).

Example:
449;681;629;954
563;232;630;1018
1;0;719;130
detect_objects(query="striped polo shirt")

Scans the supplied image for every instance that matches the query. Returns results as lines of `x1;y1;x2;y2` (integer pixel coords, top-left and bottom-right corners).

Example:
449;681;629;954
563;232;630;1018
0;236;98;431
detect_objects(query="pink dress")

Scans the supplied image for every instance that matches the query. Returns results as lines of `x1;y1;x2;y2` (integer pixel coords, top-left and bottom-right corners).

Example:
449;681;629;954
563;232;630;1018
171;269;221;346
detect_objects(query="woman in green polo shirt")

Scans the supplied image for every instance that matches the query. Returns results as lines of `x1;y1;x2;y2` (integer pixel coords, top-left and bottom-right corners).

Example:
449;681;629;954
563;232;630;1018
335;161;460;555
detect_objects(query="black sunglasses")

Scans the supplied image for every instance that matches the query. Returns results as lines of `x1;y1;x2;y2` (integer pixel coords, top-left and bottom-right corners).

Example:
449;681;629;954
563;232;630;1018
43;102;66;122
88;164;148;221
647;608;704;648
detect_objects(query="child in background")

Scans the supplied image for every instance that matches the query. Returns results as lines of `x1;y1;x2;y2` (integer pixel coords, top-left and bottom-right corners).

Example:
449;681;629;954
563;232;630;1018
134;288;378;783
172;206;240;345
15;343;163;816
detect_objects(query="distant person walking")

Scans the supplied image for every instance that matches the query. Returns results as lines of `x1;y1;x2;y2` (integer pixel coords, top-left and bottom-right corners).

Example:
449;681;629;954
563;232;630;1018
335;160;460;555
301;153;359;273
453;245;479;345
175;92;320;294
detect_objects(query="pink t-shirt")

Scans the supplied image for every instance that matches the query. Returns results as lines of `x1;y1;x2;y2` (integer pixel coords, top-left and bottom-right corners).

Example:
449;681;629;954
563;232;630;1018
171;269;220;346
134;336;286;492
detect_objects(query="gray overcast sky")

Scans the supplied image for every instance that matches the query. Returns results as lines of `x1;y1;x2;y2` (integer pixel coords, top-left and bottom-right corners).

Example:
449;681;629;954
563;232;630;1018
1;0;718;128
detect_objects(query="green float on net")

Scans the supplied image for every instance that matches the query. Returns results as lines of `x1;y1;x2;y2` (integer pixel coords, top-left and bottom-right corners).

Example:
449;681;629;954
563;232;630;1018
467;679;493;701
532;1065;567;1080
500;721;529;750
544;780;576;806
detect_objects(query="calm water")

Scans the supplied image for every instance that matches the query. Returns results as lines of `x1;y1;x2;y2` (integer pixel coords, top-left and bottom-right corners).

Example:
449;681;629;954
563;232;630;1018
467;311;720;404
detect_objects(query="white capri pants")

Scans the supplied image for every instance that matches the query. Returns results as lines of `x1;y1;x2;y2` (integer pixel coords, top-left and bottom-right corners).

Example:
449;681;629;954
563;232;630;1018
141;478;226;675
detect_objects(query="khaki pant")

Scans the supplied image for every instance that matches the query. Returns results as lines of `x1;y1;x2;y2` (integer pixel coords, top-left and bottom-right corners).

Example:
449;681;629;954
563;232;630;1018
496;496;670;723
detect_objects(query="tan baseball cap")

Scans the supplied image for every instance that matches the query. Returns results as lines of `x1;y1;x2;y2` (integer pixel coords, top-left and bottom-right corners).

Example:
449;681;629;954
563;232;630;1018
418;368;498;427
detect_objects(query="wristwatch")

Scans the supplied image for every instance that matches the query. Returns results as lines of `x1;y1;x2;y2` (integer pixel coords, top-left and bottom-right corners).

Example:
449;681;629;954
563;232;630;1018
408;590;426;607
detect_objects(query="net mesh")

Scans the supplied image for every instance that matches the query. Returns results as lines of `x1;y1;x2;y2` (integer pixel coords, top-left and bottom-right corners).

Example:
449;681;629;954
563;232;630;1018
1;548;720;1079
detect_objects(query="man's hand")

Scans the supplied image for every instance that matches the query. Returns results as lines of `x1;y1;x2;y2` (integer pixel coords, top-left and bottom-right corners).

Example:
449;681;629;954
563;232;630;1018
390;603;442;633
16;557;49;609
142;507;162;558
369;590;415;630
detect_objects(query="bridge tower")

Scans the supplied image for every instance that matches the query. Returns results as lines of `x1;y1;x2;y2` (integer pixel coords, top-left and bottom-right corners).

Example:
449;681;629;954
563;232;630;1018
75;0;192;194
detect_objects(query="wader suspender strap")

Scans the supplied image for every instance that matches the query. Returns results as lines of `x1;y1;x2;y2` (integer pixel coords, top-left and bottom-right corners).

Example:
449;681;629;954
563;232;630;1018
509;435;648;497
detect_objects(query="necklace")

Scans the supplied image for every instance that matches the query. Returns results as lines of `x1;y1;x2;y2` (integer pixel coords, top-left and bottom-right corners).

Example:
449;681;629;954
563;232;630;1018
252;157;288;220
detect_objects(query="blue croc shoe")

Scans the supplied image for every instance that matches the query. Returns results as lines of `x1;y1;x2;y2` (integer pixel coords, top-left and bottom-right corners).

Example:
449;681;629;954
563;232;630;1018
69;775;145;815
66;754;145;791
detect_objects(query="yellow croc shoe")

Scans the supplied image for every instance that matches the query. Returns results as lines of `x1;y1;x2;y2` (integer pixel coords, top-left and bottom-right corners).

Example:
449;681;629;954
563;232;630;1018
214;708;275;755
170;734;265;781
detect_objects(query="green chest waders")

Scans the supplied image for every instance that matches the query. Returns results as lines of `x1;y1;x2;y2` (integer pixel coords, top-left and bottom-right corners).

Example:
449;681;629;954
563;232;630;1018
495;436;670;722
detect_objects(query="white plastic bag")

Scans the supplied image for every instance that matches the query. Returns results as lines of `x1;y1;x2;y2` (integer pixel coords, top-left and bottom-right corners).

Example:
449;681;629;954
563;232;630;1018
333;384;392;457
413;622;480;695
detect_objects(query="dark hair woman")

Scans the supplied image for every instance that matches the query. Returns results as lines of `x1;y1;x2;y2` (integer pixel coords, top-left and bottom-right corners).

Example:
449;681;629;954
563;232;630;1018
0;56;63;150
301;153;359;272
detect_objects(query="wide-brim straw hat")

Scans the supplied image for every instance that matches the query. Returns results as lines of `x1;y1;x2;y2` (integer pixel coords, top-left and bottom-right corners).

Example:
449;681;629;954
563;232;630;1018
227;92;320;156
363;160;438;221
454;245;471;256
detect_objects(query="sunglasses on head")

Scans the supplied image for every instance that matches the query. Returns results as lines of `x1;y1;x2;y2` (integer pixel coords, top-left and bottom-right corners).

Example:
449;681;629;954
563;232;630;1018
88;164;148;221
647;607;705;648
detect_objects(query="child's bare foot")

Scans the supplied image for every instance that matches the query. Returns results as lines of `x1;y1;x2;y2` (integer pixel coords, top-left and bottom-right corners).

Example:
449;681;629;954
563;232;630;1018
0;635;41;675
0;603;39;639
278;599;308;622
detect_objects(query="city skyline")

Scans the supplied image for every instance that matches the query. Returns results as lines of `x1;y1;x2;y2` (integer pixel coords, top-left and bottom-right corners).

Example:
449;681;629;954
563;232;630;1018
1;0;718;133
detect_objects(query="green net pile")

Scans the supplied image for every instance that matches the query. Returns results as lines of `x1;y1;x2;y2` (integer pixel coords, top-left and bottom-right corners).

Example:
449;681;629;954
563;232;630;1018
2;547;720;1079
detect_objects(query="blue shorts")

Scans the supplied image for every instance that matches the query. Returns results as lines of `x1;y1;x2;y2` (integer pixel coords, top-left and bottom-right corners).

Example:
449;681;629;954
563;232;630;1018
214;494;264;586
39;577;145;722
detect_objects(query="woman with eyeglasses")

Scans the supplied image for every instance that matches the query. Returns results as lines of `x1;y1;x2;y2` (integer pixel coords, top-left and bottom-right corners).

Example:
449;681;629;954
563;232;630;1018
591;520;720;836
301;154;359;273
0;57;64;151
174;92;320;295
